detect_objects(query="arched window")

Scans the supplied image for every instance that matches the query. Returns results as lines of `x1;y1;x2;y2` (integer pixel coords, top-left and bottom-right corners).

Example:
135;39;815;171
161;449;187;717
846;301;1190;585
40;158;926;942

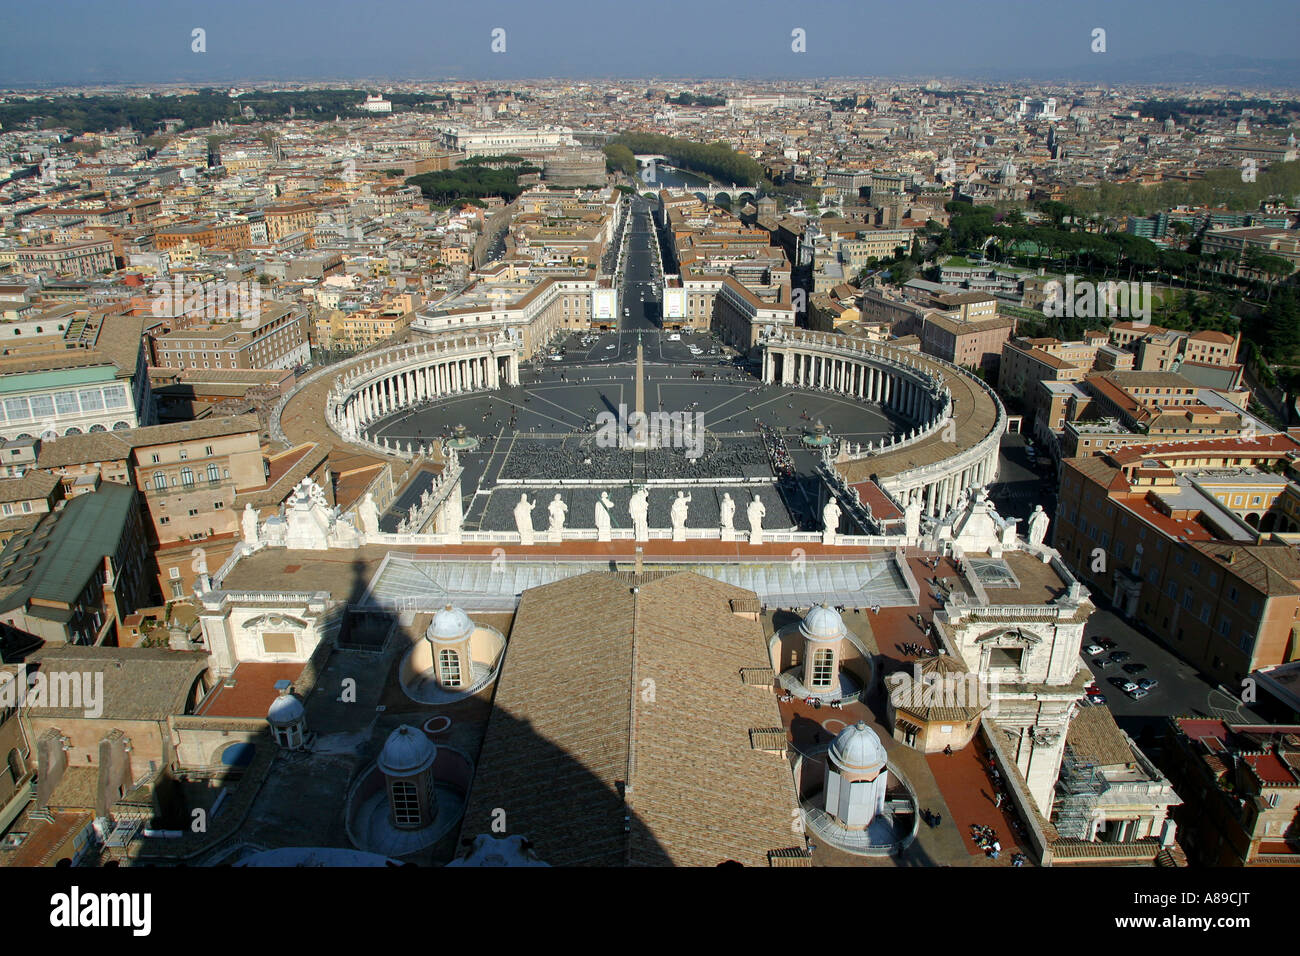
180;467;194;487
812;648;834;689
207;464;220;483
438;648;462;687
153;471;166;491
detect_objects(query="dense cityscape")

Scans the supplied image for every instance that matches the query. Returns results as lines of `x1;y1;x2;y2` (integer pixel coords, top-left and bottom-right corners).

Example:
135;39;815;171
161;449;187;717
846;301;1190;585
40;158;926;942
0;6;1295;927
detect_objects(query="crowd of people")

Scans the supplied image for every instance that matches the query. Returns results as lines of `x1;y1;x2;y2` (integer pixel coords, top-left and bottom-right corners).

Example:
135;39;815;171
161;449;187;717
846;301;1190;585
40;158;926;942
756;419;795;480
899;641;939;658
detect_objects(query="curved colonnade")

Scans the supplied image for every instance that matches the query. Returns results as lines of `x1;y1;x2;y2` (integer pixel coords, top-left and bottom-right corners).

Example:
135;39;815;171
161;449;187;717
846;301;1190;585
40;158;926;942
760;330;1005;518
272;327;1004;528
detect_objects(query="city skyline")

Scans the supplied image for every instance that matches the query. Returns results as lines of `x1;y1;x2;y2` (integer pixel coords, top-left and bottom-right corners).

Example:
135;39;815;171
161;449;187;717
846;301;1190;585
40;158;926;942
2;0;1300;88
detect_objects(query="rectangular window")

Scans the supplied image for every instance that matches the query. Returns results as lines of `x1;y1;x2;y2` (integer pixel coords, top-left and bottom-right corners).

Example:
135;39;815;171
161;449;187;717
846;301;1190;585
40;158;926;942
3;397;30;421
102;386;128;409
77;389;103;412
54;391;79;416
29;394;54;419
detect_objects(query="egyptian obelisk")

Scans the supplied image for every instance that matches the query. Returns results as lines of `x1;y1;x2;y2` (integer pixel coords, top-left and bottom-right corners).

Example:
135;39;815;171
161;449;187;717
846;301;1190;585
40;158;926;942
631;333;650;448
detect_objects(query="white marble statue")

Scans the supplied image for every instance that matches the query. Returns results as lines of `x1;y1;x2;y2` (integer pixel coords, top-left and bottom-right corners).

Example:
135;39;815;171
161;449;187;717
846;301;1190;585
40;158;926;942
904;495;923;539
358;491;380;536
548;493;568;534
514;493;536;546
670;491;692;541
1027;504;1050;548
629;487;650;542
747;493;766;545
242;503;260;545
822;497;841;545
595;491;614;542
720;492;736;532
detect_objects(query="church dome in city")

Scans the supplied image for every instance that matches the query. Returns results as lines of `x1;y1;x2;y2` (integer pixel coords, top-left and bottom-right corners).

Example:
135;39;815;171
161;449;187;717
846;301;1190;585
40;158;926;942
829;721;887;773
799;603;846;643
378;725;437;777
427;605;474;643
267;692;305;727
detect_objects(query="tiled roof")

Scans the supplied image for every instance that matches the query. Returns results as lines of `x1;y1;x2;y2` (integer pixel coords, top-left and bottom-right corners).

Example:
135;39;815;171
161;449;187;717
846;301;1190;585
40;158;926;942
460;570;797;867
21;645;208;721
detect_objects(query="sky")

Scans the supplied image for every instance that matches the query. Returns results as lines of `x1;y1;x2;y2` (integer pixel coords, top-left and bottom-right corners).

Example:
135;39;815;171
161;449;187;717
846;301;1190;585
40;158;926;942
0;0;1297;87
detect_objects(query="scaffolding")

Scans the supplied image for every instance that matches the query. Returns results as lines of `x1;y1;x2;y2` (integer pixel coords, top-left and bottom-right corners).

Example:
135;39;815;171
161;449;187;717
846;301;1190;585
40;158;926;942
1052;746;1109;841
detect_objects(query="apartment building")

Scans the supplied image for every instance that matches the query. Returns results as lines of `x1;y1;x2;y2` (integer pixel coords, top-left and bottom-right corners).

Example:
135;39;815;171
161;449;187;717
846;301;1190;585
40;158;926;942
1161;719;1300;866
6;241;114;278
1109;322;1241;371
314;305;414;350
0;313;154;442
264;203;318;243
1202;227;1300;277
0;483;149;647
1054;437;1300;685
154;303;309;371
154;220;252;253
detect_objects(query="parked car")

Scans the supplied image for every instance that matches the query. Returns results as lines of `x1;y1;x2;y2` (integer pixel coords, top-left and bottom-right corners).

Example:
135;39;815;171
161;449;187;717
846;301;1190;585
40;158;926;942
1097;638;1118;650
1122;662;1149;675
1093;657;1114;668
1137;678;1159;691
1108;651;1131;663
1084;643;1105;656
1086;693;1108;705
1127;688;1149;700
1109;677;1138;692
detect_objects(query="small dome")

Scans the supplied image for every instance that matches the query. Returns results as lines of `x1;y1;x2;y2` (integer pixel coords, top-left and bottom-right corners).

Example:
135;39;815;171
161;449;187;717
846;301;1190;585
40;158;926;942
829;721;887;773
800;603;846;643
267;693;304;726
378;725;437;777
427;605;473;643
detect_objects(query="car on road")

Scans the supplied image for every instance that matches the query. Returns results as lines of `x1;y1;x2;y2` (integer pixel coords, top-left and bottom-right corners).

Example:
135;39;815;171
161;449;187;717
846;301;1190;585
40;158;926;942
1108;651;1131;663
668;333;681;341
1127;687;1149;700
605;344;616;350
1137;678;1159;691
1084;643;1105;656
549;354;562;362
1122;663;1149;675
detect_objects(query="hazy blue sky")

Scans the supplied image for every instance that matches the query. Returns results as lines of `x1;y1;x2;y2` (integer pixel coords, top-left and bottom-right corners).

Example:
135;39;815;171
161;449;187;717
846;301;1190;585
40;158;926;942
1;0;1297;86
